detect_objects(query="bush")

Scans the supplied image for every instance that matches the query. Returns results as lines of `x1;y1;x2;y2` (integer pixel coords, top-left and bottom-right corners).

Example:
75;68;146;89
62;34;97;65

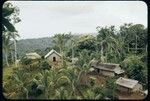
121;55;147;84
21;58;32;65
40;60;51;70
93;86;103;95
28;79;44;97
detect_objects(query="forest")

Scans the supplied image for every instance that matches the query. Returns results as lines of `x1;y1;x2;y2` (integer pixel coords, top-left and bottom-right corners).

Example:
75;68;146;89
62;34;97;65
2;2;147;100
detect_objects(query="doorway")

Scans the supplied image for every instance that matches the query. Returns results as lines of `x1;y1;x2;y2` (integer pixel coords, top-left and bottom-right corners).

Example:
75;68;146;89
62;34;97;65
53;57;56;62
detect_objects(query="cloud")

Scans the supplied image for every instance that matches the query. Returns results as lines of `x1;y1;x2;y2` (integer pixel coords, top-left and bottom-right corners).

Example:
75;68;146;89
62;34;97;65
49;3;95;16
9;1;147;39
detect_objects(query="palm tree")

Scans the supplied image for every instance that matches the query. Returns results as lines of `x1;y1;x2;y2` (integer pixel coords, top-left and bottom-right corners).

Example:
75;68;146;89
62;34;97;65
2;2;16;32
2;2;21;67
3;31;20;66
3;32;12;66
53;33;72;67
96;26;119;63
11;32;20;67
11;6;21;67
70;37;78;64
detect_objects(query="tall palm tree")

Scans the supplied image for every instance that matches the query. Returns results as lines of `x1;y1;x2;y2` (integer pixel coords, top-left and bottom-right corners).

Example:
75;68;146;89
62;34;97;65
3;32;12;66
3;2;21;67
96;26;119;63
11;32;20;66
11;6;21;67
2;2;16;32
53;33;72;67
70;37;77;64
3;31;20;66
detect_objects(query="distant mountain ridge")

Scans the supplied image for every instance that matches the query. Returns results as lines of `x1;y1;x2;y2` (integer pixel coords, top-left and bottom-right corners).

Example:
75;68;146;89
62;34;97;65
16;33;98;58
16;37;53;58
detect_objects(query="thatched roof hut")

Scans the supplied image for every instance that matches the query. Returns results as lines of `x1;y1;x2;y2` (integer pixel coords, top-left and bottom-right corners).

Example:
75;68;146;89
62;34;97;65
116;77;143;93
25;52;41;59
90;59;124;72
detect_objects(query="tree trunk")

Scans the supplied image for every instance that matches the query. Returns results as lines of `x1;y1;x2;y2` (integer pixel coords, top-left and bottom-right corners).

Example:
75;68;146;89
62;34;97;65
72;42;74;64
14;39;17;67
59;47;62;54
11;50;14;64
128;44;129;52
146;44;147;53
72;47;74;59
135;35;137;54
100;42;104;62
4;50;9;66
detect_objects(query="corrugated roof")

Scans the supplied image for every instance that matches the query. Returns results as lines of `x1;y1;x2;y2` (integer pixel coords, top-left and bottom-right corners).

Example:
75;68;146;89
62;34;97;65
116;77;138;89
45;49;62;58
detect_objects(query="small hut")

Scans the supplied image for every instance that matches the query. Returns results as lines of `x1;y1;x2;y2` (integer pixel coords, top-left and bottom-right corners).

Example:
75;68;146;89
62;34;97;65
25;52;41;59
89;59;124;77
116;77;143;93
45;49;62;62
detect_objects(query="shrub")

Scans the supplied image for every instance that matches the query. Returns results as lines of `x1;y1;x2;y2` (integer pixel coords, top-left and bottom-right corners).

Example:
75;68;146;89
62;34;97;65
40;60;51;70
21;58;32;65
93;86;103;95
27;78;46;98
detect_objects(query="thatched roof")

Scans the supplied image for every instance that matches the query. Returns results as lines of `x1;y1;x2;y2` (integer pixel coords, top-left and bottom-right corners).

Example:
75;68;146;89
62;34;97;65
89;59;124;74
45;49;62;58
26;52;41;59
114;69;125;74
89;59;101;67
116;77;138;89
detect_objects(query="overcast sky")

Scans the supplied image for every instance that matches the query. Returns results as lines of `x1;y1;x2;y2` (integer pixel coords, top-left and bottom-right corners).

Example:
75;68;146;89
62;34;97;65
8;1;147;39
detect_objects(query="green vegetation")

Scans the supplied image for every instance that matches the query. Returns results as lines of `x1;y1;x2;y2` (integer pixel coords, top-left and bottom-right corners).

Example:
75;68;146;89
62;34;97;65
3;2;147;100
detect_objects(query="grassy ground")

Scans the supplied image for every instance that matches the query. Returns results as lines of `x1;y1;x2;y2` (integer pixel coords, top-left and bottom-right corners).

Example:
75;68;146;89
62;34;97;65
3;64;17;80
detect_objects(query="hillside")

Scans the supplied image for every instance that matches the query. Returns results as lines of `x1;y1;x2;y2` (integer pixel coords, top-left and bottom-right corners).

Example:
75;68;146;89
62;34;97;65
16;33;97;58
16;37;54;58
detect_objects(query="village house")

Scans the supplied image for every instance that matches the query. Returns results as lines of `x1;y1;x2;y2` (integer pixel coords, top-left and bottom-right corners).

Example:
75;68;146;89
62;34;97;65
45;49;62;62
89;59;124;77
116;77;143;93
25;52;41;59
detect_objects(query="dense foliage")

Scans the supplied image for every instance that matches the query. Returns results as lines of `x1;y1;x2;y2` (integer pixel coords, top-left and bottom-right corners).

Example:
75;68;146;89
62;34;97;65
3;2;147;100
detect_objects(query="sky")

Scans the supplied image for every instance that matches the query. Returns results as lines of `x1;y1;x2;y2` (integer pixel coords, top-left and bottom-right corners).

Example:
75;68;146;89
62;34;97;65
7;1;147;39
